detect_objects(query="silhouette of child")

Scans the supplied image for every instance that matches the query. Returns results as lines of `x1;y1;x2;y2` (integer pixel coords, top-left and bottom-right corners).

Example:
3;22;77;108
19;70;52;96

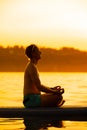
23;44;65;107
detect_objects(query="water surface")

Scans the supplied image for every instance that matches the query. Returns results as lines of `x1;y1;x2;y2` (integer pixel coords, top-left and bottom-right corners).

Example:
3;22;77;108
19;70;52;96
0;72;87;130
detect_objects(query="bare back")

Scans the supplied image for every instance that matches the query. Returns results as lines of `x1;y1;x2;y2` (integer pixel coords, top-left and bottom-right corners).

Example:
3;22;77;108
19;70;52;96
24;61;41;95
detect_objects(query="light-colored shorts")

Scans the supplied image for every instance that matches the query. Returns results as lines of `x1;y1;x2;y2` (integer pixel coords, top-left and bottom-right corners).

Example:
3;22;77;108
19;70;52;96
23;94;41;108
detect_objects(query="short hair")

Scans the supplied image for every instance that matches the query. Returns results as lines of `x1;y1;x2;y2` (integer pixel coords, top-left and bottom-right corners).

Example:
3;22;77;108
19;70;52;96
25;44;37;58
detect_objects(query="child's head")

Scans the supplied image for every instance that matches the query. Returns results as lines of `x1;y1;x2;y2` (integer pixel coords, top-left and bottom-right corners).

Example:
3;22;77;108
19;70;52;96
25;44;41;60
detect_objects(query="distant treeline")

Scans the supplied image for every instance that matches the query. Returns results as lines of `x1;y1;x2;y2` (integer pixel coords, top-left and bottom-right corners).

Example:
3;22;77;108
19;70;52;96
0;45;87;72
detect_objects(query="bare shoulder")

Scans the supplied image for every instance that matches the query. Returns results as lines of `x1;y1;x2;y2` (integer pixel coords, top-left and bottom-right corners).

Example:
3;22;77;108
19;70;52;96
27;62;37;75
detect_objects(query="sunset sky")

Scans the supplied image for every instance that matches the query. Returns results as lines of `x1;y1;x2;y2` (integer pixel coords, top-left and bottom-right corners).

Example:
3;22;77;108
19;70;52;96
0;0;87;50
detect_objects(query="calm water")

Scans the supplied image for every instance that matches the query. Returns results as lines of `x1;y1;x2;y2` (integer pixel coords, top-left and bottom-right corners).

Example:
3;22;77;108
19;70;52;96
0;72;87;130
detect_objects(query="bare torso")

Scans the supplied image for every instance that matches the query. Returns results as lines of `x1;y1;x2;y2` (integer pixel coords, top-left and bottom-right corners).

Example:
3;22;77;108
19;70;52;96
24;61;40;95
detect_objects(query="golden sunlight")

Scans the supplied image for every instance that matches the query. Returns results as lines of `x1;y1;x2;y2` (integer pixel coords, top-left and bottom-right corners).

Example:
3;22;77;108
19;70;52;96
0;0;87;50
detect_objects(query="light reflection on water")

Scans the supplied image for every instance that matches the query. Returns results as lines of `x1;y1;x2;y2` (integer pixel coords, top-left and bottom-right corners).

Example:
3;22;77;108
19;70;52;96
0;72;87;130
0;118;87;130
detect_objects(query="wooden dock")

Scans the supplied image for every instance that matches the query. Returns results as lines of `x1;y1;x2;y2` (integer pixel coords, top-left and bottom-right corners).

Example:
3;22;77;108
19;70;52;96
0;107;87;120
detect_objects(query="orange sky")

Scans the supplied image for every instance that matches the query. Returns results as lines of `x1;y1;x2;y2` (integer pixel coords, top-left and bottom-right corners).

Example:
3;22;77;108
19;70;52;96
0;0;87;50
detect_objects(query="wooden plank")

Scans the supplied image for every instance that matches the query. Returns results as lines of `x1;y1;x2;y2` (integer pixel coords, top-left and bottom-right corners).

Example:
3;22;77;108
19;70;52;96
0;107;87;120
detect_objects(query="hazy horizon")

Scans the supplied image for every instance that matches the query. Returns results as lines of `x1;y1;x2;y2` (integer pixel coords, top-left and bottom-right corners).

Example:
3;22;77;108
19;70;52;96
0;45;87;72
0;44;87;52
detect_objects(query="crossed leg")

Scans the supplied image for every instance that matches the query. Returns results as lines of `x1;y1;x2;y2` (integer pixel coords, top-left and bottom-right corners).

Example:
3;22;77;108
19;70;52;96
41;93;64;107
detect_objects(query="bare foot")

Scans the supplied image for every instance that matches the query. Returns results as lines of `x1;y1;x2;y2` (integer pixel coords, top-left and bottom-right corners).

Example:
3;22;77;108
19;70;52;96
57;100;65;107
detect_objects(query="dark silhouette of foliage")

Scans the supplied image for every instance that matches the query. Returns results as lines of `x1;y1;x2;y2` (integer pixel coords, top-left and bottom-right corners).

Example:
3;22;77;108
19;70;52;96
0;45;87;72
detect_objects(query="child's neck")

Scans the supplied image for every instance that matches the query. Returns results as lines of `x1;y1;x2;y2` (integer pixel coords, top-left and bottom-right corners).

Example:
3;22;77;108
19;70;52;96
31;58;38;65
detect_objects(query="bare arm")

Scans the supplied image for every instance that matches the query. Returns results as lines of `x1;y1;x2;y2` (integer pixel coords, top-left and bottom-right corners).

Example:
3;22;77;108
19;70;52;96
39;84;59;93
29;64;59;94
